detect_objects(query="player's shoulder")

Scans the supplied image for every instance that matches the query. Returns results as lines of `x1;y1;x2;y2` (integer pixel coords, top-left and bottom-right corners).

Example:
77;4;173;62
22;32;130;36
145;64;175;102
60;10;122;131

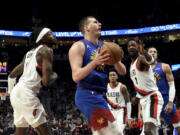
72;40;84;47
103;41;108;44
69;41;85;53
120;83;126;89
120;83;128;93
118;82;126;88
37;45;53;55
161;62;171;72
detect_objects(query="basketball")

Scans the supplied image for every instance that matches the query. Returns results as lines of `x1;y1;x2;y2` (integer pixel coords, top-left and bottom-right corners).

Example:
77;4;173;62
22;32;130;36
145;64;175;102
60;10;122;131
100;42;124;65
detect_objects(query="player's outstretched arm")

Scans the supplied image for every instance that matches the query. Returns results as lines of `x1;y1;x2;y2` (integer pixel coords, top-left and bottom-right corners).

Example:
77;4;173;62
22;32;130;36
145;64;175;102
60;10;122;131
163;63;175;114
114;61;126;75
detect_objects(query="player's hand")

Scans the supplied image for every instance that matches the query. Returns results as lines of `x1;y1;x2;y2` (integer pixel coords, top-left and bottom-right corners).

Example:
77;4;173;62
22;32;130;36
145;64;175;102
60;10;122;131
93;48;110;66
131;96;139;105
137;42;145;53
164;101;173;114
48;72;58;86
50;72;58;80
127;119;132;128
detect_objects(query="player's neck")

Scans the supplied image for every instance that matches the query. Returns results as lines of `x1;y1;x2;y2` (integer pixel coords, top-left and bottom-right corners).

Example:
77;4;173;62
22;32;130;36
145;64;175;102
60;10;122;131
84;35;99;46
110;82;118;88
151;61;158;69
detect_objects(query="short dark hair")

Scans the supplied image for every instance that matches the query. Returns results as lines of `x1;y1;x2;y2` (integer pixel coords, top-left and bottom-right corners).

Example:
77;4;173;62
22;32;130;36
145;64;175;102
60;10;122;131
109;68;118;74
79;16;94;34
127;37;145;48
146;46;157;52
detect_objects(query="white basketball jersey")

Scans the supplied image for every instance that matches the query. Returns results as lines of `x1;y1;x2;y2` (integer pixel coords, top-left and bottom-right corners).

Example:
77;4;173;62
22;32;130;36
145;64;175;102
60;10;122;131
19;45;44;91
130;58;158;98
106;82;125;108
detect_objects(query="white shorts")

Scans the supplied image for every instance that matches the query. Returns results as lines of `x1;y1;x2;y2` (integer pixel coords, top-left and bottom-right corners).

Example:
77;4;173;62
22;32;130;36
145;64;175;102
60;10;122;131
10;82;47;128
92;120;124;135
140;91;164;126
109;106;126;132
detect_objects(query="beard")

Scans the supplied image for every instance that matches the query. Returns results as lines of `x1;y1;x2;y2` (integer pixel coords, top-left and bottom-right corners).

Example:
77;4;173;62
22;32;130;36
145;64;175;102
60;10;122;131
128;49;139;60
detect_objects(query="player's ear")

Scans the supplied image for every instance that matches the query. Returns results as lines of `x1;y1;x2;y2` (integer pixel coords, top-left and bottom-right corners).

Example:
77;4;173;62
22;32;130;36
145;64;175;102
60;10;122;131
84;25;90;32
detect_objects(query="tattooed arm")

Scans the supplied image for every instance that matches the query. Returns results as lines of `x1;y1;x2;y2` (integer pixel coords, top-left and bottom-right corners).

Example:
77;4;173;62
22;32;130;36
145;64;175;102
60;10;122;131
9;55;26;78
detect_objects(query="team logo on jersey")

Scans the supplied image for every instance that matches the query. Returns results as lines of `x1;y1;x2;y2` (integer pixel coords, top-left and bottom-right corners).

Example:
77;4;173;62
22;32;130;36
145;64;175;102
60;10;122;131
153;72;161;84
88;46;105;71
89;47;97;60
130;69;136;77
97;117;105;125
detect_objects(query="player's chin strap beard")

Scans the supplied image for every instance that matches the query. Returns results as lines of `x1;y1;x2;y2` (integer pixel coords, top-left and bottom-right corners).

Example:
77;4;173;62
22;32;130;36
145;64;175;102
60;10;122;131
129;50;139;60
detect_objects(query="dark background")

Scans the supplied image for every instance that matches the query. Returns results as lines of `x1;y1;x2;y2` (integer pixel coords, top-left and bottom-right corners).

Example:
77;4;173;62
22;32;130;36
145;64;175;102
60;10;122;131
0;1;180;31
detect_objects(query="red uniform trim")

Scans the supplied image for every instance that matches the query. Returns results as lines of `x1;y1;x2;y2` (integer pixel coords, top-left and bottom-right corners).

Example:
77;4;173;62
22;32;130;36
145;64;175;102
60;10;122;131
153;93;158;118
106;97;122;109
170;110;180;124
134;85;152;95
88;107;115;131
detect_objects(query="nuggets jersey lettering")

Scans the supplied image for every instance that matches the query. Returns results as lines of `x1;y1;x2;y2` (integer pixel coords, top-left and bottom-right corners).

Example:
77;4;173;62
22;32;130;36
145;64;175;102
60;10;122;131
153;62;169;95
77;39;111;91
130;58;158;98
19;45;44;90
106;83;125;108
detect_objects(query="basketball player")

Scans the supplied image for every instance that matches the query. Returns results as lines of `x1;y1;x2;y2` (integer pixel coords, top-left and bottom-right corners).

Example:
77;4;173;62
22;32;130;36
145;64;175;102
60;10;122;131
8;27;58;135
106;69;132;135
147;46;180;134
68;16;126;135
128;39;164;135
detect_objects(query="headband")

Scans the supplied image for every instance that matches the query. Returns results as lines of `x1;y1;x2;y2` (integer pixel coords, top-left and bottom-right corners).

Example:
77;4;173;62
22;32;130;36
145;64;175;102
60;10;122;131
36;28;51;43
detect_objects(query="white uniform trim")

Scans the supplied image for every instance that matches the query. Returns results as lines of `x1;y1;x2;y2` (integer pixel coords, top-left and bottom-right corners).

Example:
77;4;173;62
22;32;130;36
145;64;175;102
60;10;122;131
36;28;51;43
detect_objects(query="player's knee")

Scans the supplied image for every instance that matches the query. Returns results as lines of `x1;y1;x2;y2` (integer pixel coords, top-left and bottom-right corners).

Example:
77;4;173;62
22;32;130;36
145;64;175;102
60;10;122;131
144;124;152;135
144;130;152;135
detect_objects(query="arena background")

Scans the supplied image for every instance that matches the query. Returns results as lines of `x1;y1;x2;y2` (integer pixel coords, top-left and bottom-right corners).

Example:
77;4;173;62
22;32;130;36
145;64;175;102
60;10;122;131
0;2;180;135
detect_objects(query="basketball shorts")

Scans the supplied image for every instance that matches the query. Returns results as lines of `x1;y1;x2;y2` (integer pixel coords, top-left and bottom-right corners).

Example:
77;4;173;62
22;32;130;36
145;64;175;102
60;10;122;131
75;88;115;131
109;106;126;133
140;91;164;126
10;82;47;128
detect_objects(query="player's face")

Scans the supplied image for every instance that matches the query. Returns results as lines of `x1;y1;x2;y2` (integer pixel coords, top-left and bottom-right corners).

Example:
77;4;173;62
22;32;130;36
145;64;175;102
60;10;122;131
148;47;158;61
86;18;102;37
43;31;57;44
127;40;138;51
109;71;118;83
127;40;139;59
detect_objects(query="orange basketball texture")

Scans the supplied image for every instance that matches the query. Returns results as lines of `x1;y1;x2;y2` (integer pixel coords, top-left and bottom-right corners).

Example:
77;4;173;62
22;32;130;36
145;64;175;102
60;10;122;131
100;42;124;65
